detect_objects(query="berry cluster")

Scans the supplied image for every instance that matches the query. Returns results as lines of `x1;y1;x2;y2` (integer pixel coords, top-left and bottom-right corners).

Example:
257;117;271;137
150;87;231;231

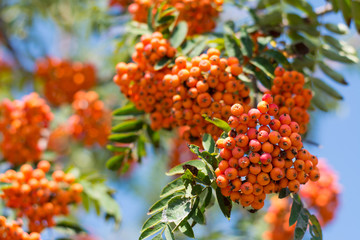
0;216;41;240
263;197;294;240
0;161;83;233
0;93;53;165
35;57;96;106
215;95;320;210
264;160;340;240
128;0;223;35
270;67;312;134
68;91;111;146
114;32;176;130
170;49;250;145
300;159;340;225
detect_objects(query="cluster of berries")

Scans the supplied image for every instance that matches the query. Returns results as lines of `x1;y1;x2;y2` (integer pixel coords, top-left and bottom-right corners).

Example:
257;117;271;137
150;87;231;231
0;161;83;233
114;32;176;130
170;49;250;145
0;93;53;165
127;0;223;35
35;57;96;106
215;94;320;210
263;197;294;240
0;216;41;240
270;67;312;134
300;159;340;225
68;91;111;147
264;160;340;240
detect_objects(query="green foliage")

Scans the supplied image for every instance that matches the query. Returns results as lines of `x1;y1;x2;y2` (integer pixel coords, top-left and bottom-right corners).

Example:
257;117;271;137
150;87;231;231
289;194;323;240
79;173;122;224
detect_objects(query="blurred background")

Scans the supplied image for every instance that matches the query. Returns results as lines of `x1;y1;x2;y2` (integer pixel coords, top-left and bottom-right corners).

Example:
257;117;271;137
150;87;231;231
0;0;359;239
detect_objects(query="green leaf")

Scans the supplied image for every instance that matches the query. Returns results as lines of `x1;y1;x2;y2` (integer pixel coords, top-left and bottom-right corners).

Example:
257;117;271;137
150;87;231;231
137;135;146;162
139;222;165;240
164;225;175;240
202;115;231;132
155;57;172;70
166;160;207;176
338;0;352;26
109;132;138;143
192;207;205;224
112;119;144;133
55;220;87;233
352;1;360;33
106;154;125;171
312;94;329;112
318;62;347;85
309;214;323;239
224;22;241;58
224;33;241;58
147;6;154;31
310;77;343;100
278;187;291;199
330;0;339;12
141;212;163;233
80;181;122;224
106;145;131;153
156;15;176;26
240;28;253;57
165;196;192;222
200;187;213;212
202;134;215;153
178;221;194;238
294;208;309;240
146;124;160;147
289;194;303;226
250;57;275;78
321;45;358;63
182;37;206;56
215;188;232;220
170;21;188;48
284;0;316;18
324;23;349;34
258;7;282;27
189;37;207;58
152;234;163;240
254;69;272;90
113;103;144;116
263;50;290;68
148;192;183;215
323;35;357;55
161;178;186;198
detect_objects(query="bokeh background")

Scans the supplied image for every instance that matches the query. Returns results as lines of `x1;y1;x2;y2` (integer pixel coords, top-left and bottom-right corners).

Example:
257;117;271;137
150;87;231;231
0;0;359;239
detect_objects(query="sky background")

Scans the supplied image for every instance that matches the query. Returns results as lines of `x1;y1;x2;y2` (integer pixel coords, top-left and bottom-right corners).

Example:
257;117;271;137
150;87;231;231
5;1;360;239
